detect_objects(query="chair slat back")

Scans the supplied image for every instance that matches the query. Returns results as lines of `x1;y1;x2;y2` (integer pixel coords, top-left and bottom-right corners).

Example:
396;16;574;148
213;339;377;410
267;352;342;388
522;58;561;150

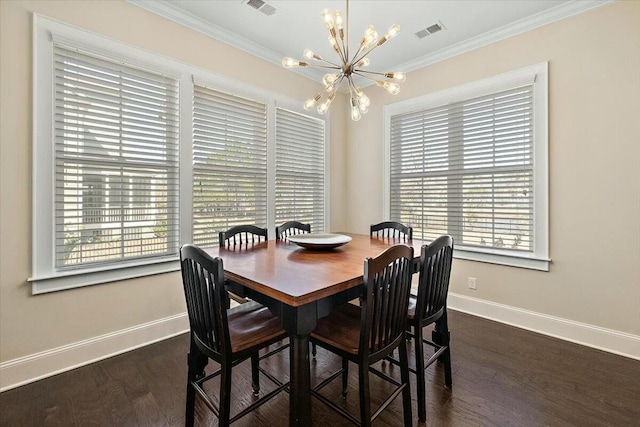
180;244;230;359
219;225;268;247
370;221;413;241
416;235;454;325
361;244;414;357
275;221;311;241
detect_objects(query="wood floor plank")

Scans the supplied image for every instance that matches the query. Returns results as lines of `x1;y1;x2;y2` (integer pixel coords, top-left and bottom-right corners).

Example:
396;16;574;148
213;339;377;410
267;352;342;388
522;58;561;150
1;311;638;426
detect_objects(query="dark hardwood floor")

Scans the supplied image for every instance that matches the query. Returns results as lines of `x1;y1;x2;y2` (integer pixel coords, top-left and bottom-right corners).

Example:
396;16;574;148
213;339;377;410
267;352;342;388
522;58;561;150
1;310;638;426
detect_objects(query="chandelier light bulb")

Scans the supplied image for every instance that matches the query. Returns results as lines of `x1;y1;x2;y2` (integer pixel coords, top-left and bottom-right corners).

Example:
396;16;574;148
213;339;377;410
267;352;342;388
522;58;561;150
282;57;308;68
363;25;378;48
328;36;340;54
376;80;401;95
385;72;406;82
303;49;322;60
317;91;336;115
335;10;343;32
351;104;362;121
323;73;338;87
317;100;330;115
385;24;401;40
356;58;370;68
304;93;323;110
321;9;335;30
357;92;370;109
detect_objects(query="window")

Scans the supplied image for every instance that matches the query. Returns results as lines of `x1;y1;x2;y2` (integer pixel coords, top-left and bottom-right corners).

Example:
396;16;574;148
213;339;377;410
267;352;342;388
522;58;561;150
275;108;326;232
32;16;328;293
192;86;268;247
385;63;548;270
52;44;180;269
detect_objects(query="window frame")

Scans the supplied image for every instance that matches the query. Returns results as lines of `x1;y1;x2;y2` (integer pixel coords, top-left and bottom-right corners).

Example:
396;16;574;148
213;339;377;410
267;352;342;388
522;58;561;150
31;15;329;294
383;63;549;271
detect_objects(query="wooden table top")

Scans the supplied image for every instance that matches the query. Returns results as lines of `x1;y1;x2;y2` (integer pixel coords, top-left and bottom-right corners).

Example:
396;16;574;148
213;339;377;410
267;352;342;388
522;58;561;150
205;233;425;307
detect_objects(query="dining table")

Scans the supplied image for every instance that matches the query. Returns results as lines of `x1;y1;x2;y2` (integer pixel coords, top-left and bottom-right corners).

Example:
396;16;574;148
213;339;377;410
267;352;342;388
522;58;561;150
204;232;450;426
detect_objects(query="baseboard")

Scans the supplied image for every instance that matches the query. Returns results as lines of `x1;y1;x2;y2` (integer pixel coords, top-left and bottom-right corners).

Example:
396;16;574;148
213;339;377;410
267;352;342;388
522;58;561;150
3;298;638;393
448;293;640;360
0;313;189;392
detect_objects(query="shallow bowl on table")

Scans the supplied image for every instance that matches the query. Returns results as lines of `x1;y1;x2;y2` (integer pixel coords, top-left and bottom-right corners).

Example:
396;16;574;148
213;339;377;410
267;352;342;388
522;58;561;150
287;233;352;250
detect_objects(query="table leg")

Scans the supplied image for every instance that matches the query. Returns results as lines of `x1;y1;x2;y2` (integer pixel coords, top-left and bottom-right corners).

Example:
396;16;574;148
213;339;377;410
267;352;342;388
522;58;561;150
289;334;311;426
280;303;317;427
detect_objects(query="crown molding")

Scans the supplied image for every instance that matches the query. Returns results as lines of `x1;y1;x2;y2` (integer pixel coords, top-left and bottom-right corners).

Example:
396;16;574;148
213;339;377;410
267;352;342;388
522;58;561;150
126;0;615;87
125;0;323;82
397;0;615;73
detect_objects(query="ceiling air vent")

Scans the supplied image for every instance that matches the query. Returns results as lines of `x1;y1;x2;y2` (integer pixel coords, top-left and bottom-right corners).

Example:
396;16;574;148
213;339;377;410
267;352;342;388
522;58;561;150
244;0;277;16
415;22;445;39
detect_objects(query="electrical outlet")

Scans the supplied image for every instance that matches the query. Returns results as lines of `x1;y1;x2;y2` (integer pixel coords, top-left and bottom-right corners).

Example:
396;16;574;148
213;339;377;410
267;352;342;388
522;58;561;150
468;277;477;290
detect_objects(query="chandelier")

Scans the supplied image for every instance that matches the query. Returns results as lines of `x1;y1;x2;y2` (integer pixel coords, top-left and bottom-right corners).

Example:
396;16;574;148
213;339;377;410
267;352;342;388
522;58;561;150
282;0;405;121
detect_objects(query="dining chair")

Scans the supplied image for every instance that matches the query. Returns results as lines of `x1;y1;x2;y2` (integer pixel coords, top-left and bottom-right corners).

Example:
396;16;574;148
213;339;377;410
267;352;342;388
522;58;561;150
389;235;454;423
370;221;413;241
219;224;268;247
310;244;414;427
275;220;311;241
218;225;268;304
180;244;289;427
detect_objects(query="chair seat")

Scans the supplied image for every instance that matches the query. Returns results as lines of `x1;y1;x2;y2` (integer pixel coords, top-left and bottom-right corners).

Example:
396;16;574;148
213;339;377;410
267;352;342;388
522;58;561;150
228;301;286;354
311;303;361;355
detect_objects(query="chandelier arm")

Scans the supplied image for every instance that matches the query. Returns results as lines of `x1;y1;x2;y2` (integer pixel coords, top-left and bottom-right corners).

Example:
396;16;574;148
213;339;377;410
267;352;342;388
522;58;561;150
327;28;348;63
307;64;343;70
352;71;378;82
346;76;356;98
315;57;343;68
353;69;388;77
351;44;382;67
339;38;349;63
325;74;346;93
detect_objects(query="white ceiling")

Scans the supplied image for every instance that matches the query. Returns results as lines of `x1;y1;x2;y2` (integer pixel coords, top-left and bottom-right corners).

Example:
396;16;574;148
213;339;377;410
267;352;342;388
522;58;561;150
128;0;610;84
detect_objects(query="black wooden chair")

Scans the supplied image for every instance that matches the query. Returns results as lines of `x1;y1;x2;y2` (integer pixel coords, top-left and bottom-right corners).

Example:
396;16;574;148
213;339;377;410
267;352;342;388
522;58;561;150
389;235;454;423
310;244;414;427
218;225;269;304
219;225;268;247
180;244;289;426
370;221;413;241
275;220;311;241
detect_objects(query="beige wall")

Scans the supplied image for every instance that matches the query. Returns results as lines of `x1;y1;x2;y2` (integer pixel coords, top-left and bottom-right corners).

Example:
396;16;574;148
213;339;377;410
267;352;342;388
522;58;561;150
0;0;346;362
347;0;640;335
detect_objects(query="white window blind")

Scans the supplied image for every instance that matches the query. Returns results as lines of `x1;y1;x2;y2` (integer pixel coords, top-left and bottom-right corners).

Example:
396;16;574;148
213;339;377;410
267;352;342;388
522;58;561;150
53;43;180;269
275;108;325;232
390;85;534;253
192;86;268;247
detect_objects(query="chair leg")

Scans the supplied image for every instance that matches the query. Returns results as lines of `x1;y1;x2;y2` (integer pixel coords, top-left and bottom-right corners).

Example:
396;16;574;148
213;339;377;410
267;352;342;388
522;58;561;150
312;342;317;358
358;362;372;427
443;339;453;389
185;345;208;427
251;352;260;396
433;311;453;389
414;325;427;423
219;363;233;427
341;358;349;397
399;337;413;427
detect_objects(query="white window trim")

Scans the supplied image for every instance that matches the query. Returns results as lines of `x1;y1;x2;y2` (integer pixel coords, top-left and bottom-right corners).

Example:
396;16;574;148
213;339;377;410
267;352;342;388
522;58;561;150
383;62;549;271
31;14;329;294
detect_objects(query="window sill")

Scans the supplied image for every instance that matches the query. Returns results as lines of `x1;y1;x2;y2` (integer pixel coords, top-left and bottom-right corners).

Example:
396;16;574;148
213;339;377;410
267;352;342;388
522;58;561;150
29;257;180;295
454;248;550;271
